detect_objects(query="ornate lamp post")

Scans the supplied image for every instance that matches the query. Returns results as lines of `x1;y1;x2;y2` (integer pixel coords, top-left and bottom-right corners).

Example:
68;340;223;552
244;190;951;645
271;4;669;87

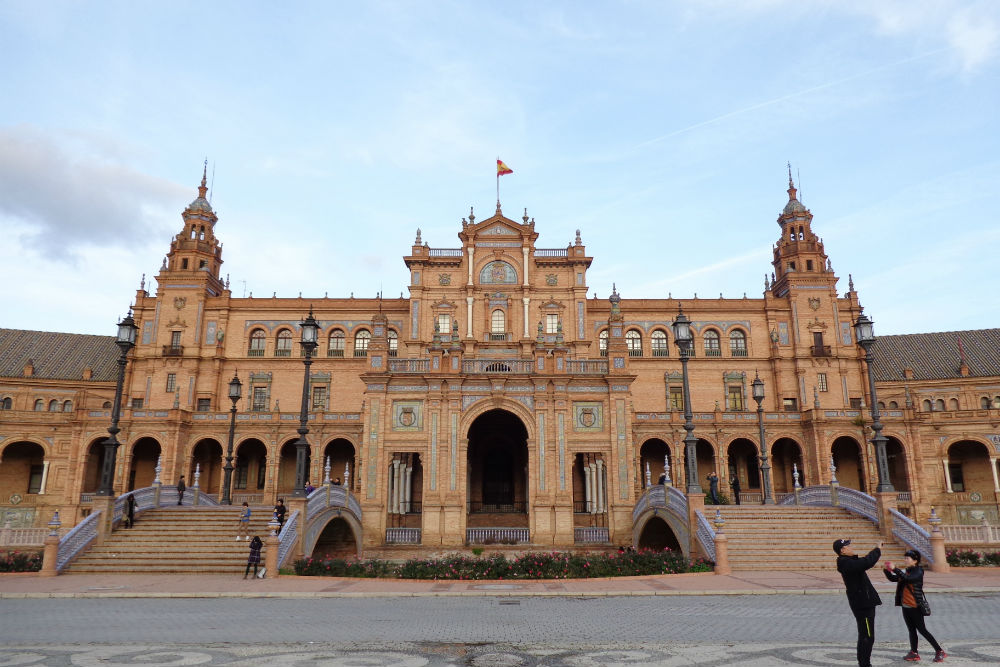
672;307;702;495
854;311;894;493
751;372;775;504
221;372;243;505
97;310;138;496
293;308;319;498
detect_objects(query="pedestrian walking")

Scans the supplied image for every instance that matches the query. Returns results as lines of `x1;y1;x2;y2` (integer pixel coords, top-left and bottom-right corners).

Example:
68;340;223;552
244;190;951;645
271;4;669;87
177;475;186;505
244;535;263;579
273;498;286;529
237;501;251;540
706;471;720;504
835;538;883;667
305;480;315;495
730;475;741;505
124;493;136;528
884;550;947;662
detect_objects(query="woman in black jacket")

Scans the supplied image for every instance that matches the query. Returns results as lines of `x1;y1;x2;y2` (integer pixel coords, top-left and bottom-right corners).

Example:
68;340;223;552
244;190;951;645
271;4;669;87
884;550;946;662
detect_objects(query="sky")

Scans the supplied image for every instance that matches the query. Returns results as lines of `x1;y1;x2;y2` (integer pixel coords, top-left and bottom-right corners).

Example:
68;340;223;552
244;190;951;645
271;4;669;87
1;0;998;337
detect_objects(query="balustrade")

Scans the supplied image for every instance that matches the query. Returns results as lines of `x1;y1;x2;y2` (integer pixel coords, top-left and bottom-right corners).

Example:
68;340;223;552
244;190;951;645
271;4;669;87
574;527;610;543
466;527;529;544
385;528;422;544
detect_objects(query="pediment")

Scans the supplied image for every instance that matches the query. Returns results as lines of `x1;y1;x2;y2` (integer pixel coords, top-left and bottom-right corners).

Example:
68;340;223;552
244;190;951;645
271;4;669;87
477;222;520;236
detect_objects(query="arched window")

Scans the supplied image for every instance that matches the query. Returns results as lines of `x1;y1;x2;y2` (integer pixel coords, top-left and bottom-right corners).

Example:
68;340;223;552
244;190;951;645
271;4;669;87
275;329;293;357
651;330;668;357
328;330;345;357
354;330;371;357
0;397;11;410
729;330;747;357
877;401;886;410
62;400;73;412
34;399;44;411
102;401;112;409
948;398;959;411
983;396;992;409
922;399;932;412
704;330;721;356
248;329;266;357
934;399;945;411
888;401;898;409
626;330;642;357
599;330;608;357
491;309;506;335
48;399;59;412
388;330;398;357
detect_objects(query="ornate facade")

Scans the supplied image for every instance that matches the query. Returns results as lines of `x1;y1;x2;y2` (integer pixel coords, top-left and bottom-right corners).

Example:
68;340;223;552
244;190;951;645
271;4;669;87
2;171;999;554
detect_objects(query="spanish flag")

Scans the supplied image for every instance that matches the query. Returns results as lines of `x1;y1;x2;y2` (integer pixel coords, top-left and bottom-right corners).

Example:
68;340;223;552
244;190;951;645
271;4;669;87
497;159;513;176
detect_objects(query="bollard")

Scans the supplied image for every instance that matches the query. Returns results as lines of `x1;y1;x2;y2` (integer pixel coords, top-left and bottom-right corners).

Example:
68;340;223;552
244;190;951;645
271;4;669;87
712;509;731;575
928;508;950;573
265;517;280;579
39;511;61;577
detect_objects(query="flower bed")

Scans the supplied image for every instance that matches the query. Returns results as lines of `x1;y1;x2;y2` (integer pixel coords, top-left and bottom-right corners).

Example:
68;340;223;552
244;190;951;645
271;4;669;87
945;549;1000;567
0;551;42;573
294;549;713;579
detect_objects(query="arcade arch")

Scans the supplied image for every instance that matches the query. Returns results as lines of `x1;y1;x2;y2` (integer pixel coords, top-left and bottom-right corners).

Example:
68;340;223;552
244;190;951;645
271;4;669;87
190;438;223;497
637;515;682;552
0;441;46;495
770;438;803;495
128;437;161;491
946;440;995;496
324;438;356;490
235;438;268;494
466;409;528;526
832;436;866;492
639;438;672;488
727;438;760;498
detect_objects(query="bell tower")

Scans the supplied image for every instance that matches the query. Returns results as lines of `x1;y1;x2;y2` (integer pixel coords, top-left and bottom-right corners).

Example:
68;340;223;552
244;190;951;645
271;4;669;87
158;165;225;296
770;168;836;297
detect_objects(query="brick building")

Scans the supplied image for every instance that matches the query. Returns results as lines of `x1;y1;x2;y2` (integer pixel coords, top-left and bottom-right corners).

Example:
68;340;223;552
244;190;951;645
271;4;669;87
2;171;998;554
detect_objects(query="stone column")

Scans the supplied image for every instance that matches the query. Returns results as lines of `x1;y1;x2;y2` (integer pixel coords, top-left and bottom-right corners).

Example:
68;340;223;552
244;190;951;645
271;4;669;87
990;457;999;493
467;248;475;285
942;458;953;493
522;298;530;338
596;459;606;513
584;463;593;513
264;517;280;579
522;247;530;286
466;297;474;338
875;491;897;541
39;461;50;495
712;512;731;575
39;512;61;578
389;459;399;514
404;462;413;514
927;509;949;573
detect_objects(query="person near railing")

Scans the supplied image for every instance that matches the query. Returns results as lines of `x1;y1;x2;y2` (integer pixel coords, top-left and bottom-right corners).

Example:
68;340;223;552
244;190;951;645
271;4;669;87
273;499;286;530
177;475;186;505
237;502;251;541
244;535;263;579
124;494;136;528
883;550;946;662
730;476;741;505
834;538;883;667
706;471;720;504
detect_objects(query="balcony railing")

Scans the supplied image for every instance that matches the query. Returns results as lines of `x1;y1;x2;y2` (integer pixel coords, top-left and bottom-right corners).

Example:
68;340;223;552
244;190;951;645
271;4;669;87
811;345;832;357
704;348;721;357
488;332;511;341
535;249;568;257
327;348;344;357
248;348;265;357
652;348;669;357
574;527;610;543
566;359;609;374
730;347;748;357
428;248;464;257
627;349;642;357
389;358;430;373
386;528;422;544
162;345;184;356
274;348;291;357
463;359;535;374
468;501;527;513
354;349;368;358
466;528;529;544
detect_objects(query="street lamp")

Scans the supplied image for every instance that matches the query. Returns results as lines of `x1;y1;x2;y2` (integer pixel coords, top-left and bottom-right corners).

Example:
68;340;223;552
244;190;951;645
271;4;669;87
97;310;138;496
672;306;702;495
293;307;320;497
854;311;894;493
221;372;243;505
751;372;775;504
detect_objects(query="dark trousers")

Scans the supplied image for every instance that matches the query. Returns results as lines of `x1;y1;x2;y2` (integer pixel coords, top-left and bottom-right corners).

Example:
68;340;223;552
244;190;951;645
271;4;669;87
853;607;876;667
902;606;941;653
244;562;258;578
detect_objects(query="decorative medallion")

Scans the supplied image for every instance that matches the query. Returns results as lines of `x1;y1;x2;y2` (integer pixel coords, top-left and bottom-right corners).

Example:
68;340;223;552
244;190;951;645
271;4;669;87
399;407;416;427
173;297;187;310
808;297;821;311
574;402;604;432
438;273;451;286
392;400;423;431
545;274;558;286
9;493;22;505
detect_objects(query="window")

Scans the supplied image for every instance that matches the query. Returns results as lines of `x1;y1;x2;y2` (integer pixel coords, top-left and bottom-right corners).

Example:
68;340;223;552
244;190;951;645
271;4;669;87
388;330;398;357
181;258;189;269
983;397;993;409
197;398;211;412
545;314;559;334
948;463;965;492
235;457;248;490
651;330;668;357
491;309;506;334
877;401;886;410
0;397;11;410
922;399;932;412
729;330;747;357
934;398;945;411
275;329;293;357
166;373;177;392
48;400;59;411
102;401;112;408
817;373;828;392
782;397;798;412
62;400;72;412
312;386;328;410
704;330;721;356
948;398;959;411
328;330;345;357
806;259;814;271
251;387;268;412
599;330;608;357
248;329;266;357
727;385;744;411
436;314;451;334
625;330;642;357
28;465;44;494
170;331;181;348
812;332;830;357
354;330;371;357
888;401;898;409
669;386;684;411
131;398;144;409
34;399;44;411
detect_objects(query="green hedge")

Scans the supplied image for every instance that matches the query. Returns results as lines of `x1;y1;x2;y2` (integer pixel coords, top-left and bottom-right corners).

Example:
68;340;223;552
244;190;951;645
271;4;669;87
946;549;1000;567
294;549;713;579
0;551;42;572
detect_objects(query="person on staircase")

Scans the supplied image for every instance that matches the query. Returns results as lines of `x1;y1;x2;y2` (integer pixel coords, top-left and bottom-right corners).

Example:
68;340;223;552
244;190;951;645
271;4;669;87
177;475;186;505
244;535;263;579
730;474;741;505
124;493;136;528
237;502;251;541
884;550;947;662
706;471;720;504
273;498;286;530
835;538;883;667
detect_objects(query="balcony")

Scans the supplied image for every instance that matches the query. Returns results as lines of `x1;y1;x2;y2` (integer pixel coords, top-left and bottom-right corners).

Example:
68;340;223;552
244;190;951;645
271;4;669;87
730;347;748;357
811;345;832;357
463;359;535;374
274;348;291;357
468;501;527;513
487;332;511;342
248;348;265;357
704;348;721;357
162;345;184;356
652;348;669;357
627;348;642;357
389;358;430;373
327;348;344;358
354;349;368;358
428;248;463;257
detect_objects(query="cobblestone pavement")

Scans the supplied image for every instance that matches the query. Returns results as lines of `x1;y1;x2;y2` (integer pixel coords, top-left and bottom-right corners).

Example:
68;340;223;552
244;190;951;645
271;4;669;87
2;594;998;664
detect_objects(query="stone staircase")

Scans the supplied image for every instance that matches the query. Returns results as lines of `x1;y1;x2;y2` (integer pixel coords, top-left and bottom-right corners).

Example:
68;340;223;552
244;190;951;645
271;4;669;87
715;505;908;570
66;506;276;574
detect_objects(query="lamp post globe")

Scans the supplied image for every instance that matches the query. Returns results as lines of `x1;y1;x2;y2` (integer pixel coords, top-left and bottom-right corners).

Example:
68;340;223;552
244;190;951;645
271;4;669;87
97;310;138;497
672;306;702;495
221;372;242;505
293;308;320;498
853;311;894;493
751;372;775;504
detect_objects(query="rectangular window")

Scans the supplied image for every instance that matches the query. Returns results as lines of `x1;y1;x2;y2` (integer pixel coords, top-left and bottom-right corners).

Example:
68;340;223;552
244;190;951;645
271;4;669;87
436;314;451;334
165;373;177;392
235;458;248;490
197;398;211;412
546;314;559;334
782;397;798;412
727;386;744;411
312;386;328;410
948;463;965;492
28;464;44;494
170;331;181;347
817;373;828;392
669;386;684;411
251;387;268;412
849;397;863;409
131;398;144;409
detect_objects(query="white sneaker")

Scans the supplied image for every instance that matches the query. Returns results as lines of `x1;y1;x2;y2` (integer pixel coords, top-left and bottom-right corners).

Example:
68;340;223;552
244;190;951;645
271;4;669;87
236;536;240;541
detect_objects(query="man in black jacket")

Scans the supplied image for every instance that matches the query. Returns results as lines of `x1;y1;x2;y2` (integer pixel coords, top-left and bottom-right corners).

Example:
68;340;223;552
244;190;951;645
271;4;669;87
835;538;883;667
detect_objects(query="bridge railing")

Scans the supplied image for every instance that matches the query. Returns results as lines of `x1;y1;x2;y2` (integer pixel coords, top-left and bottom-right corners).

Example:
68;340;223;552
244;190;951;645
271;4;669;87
694;511;716;562
890;509;934;564
277;510;299;568
306;484;362;523
56;511;102;573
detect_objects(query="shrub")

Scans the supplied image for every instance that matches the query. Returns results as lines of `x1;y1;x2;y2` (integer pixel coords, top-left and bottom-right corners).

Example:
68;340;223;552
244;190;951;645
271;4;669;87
945;549;1000;567
0;551;42;572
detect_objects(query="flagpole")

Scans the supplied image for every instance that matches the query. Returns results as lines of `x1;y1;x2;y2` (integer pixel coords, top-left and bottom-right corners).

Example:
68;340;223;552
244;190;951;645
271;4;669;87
496;156;500;206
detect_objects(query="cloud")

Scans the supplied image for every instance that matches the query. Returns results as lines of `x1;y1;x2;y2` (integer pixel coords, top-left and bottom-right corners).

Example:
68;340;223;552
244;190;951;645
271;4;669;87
0;125;186;259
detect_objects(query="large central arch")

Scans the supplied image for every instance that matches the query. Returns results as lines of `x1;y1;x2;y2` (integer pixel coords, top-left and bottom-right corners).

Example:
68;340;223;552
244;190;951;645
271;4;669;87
466;409;529;522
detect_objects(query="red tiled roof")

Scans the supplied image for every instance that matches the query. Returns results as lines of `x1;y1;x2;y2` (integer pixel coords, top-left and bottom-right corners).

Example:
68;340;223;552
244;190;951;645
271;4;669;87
0;329;118;382
870;329;1000;382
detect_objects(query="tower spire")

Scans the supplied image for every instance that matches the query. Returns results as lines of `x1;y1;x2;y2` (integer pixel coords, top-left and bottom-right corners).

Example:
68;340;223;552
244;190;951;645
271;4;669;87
199;159;209;199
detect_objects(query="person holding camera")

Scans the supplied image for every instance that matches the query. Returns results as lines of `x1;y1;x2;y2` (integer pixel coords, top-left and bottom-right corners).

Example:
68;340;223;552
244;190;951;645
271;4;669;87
884;550;946;662
835;538;883;667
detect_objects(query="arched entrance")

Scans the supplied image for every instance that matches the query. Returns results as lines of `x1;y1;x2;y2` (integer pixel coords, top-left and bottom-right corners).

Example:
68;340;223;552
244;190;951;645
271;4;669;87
81;439;106;494
128;438;161;491
190;439;223;497
324;438;356;490
771;438;803;496
278;440;310;495
946;440;997;524
639;438;671;488
466;409;528;528
0;441;46;495
727;438;760;502
832;436;866;492
885;437;910;493
312;517;360;559
637;515;682;552
234;438;267;498
695;439;715;490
